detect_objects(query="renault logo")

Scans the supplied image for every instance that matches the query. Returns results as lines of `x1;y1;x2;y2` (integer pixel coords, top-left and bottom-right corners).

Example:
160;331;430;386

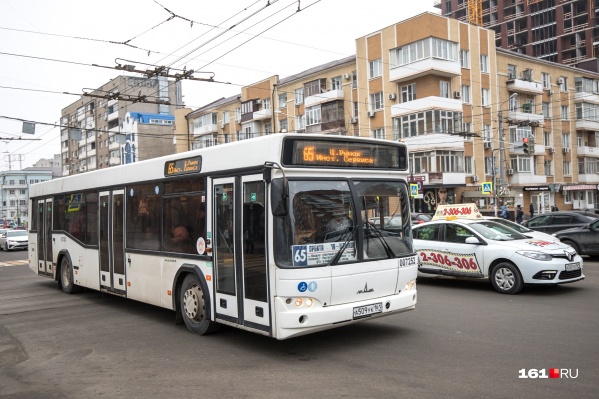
564;250;573;262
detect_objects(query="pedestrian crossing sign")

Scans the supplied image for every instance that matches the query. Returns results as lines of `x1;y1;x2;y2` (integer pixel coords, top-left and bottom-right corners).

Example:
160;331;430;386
410;184;418;197
482;182;492;194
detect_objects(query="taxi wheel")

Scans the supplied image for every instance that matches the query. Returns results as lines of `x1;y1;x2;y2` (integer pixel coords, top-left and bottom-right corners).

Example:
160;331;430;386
490;262;523;295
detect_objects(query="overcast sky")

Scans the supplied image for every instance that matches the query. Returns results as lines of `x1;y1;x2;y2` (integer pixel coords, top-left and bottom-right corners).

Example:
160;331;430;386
0;0;439;170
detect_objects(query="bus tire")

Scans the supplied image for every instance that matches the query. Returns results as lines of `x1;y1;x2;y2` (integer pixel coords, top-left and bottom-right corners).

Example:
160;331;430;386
59;256;81;294
490;262;523;295
180;274;219;335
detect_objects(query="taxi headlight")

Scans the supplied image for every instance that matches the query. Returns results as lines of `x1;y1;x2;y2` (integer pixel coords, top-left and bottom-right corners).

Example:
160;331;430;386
516;250;552;261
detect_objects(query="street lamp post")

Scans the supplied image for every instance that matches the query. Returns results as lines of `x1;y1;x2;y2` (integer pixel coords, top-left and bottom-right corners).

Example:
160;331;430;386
494;92;518;217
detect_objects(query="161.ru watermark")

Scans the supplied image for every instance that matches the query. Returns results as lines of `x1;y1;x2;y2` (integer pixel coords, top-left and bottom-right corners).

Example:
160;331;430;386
518;369;579;379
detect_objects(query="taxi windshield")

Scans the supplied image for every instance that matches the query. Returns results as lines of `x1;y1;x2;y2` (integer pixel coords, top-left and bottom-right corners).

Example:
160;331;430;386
469;221;528;241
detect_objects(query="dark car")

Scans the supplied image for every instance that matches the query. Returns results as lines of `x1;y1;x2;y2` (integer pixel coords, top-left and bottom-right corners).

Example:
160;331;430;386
554;218;599;257
521;211;598;234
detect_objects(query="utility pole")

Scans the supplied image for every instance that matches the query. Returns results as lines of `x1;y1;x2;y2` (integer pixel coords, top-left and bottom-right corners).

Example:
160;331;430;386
498;109;505;213
4;154;24;171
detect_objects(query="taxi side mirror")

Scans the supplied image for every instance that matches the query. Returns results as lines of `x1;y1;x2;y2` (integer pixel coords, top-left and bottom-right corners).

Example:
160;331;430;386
465;236;482;245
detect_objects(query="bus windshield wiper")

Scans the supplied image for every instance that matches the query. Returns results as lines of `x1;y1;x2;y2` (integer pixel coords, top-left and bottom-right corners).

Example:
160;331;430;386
329;226;355;266
365;222;396;258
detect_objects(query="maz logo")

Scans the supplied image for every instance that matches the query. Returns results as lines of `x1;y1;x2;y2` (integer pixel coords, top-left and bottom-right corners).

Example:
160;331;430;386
357;283;374;294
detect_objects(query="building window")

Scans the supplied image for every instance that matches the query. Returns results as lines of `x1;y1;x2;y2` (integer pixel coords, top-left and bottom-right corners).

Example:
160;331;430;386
393;110;462;138
543;131;551;147
563;161;571;176
353;102;359;118
542;73;551;89
370;92;384;111
507;64;517;79
480;54;489;73
542;102;550;118
369;59;382;79
559;77;567;91
544;160;552;176
352;70;357;89
295;88;304;105
372;128;385;139
461;85;470;103
435;150;464;173
401;83;416;102
460;50;470;68
278;93;287;108
389;37;457;68
330;76;342;90
481;88;490;106
440;81;450;98
484;156;494;175
279;119;288;132
509;126;531;143
576;102;599;122
561;106;569;120
464;156;473;174
511;156;531;172
562;133;570;148
305;105;322;126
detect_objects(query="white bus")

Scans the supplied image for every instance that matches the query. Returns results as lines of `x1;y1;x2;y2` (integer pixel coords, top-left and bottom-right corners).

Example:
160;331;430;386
28;134;417;339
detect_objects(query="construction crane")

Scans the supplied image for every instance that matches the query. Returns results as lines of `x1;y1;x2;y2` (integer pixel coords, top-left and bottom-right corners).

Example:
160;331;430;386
467;0;482;26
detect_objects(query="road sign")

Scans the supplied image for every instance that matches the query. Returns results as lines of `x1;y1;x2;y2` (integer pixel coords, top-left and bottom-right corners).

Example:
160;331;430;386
410;184;418;197
482;182;493;194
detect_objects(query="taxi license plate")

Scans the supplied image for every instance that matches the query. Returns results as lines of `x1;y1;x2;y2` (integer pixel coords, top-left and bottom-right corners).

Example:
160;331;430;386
565;262;580;271
353;303;382;319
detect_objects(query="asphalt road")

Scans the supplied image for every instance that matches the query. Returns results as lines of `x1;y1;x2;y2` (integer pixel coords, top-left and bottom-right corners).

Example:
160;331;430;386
1;251;598;399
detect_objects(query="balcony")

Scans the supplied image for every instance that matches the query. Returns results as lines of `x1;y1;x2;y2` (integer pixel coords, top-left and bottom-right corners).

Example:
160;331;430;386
87;163;97;171
577;146;599;157
391;97;462;117
508;172;547;185
389;58;461;83
109;141;121;150
507;108;544;126
575;119;599;131
506;79;543;95
574;92;599;104
578;173;599;183
304;89;345;108
86;149;96;158
252;108;273;121
194;124;218;136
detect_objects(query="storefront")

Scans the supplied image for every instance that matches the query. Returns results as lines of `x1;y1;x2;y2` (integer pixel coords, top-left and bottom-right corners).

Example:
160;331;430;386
563;184;599;212
523;186;552;215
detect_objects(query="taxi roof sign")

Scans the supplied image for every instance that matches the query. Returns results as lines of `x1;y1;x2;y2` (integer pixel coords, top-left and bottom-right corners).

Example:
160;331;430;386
432;203;484;221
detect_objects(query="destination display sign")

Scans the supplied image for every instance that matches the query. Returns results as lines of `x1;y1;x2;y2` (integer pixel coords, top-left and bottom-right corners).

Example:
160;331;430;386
164;156;202;177
284;138;406;169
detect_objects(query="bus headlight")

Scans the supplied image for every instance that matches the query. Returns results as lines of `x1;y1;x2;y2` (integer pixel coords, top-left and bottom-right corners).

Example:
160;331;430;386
404;279;416;291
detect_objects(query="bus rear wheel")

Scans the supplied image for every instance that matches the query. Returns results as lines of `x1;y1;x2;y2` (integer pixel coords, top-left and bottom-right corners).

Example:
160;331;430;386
60;256;81;294
180;274;219;335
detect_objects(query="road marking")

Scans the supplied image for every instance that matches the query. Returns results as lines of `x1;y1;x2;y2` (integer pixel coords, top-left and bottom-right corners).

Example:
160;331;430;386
0;260;29;268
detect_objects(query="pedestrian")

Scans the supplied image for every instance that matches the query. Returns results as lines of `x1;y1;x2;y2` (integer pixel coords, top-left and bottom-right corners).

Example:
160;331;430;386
516;205;524;224
551;204;559;212
501;203;508;219
529;203;534;219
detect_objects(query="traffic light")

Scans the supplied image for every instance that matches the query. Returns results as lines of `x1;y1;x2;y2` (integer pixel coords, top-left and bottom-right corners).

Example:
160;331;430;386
522;137;529;154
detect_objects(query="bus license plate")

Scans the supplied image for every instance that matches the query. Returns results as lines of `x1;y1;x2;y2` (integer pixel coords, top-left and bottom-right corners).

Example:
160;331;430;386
565;263;580;271
353;303;382;319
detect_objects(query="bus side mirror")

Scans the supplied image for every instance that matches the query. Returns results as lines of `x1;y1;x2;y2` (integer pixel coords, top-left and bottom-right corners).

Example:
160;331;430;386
270;178;288;217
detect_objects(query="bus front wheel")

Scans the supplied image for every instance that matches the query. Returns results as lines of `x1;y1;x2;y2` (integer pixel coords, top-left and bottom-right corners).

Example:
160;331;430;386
180;274;219;335
60;256;81;294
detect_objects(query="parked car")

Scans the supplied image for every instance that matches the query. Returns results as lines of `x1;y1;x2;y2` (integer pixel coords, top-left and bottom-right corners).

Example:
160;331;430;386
0;230;28;251
521;211;599;234
413;204;584;294
553;218;599;257
412;213;432;225
484;216;559;242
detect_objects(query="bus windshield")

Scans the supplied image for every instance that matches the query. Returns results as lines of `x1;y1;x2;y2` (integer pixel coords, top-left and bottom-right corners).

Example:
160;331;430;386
274;179;413;267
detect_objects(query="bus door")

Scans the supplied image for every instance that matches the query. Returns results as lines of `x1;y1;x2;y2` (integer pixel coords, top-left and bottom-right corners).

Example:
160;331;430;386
36;198;53;277
99;190;126;294
213;176;270;333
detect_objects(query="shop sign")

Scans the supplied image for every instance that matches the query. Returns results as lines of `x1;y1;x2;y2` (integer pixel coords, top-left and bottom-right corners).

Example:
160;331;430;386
562;184;599;191
523;186;550;192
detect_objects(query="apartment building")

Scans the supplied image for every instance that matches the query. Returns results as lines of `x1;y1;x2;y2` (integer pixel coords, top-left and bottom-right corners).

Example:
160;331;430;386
435;0;599;68
60;76;182;175
0;168;53;225
182;12;598;214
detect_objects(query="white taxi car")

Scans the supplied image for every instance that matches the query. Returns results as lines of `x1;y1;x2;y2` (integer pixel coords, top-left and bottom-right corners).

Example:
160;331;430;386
412;204;584;294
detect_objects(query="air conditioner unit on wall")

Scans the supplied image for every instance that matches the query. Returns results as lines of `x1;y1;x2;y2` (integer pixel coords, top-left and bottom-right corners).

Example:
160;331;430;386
344;73;351;80
388;93;397;100
557;77;564;85
454;91;462;99
350;117;358;124
367;111;375;118
549;147;555;153
484;141;492;149
472;175;479;182
562;147;570;153
507;169;514;175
